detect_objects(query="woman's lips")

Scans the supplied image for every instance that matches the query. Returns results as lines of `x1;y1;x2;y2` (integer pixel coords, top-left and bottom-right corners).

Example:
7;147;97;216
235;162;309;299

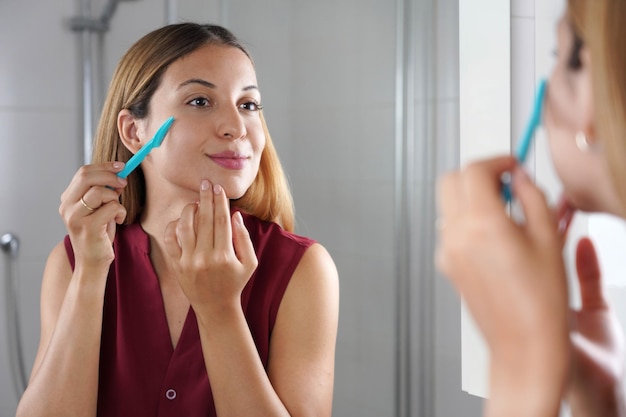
207;151;249;170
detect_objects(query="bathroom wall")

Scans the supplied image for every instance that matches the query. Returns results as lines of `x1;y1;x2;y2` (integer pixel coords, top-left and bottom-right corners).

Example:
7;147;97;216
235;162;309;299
0;1;165;414
0;0;80;414
0;0;478;416
227;1;480;415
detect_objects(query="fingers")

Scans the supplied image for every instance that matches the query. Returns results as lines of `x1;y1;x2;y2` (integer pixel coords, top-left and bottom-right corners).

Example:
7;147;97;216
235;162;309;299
436;172;462;222
80;185;123;213
60;163;129;235
209;184;232;253
511;167;557;242
60;162;127;220
461;156;517;214
437;156;517;243
195;180;217;252
575;237;607;310
232;211;258;270
170;180;241;257
176;202;199;255
437;156;516;219
164;220;182;260
62;162;127;203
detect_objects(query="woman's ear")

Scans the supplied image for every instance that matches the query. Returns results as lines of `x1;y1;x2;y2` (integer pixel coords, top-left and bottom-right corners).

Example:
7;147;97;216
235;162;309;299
118;109;144;153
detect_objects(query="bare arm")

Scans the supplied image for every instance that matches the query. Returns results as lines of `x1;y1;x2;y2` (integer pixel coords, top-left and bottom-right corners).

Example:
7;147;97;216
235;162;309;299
267;243;339;417
198;243;338;417
436;158;570;417
16;243;107;417
16;162;127;417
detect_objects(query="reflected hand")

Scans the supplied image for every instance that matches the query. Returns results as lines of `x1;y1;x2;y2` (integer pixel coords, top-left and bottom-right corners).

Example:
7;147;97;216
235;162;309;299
164;180;258;312
567;237;626;417
435;157;570;416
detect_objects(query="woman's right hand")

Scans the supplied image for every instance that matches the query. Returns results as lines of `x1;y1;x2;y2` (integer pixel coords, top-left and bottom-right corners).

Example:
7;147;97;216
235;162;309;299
59;162;128;269
436;156;571;416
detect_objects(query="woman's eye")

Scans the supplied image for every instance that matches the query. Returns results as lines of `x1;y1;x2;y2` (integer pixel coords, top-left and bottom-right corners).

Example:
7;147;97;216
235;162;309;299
239;101;263;112
188;97;210;107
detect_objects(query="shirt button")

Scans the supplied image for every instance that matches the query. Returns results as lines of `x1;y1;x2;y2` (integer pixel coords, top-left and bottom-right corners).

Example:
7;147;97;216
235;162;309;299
165;389;177;400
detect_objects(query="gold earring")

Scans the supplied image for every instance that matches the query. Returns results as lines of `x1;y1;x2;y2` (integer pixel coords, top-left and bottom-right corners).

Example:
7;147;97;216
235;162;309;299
575;131;590;152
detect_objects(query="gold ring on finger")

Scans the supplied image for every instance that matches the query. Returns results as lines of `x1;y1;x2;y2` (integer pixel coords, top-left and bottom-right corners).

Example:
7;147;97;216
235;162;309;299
80;196;97;213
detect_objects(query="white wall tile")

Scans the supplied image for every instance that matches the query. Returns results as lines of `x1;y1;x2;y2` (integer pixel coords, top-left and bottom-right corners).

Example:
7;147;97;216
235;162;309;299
459;0;511;165
0;0;77;109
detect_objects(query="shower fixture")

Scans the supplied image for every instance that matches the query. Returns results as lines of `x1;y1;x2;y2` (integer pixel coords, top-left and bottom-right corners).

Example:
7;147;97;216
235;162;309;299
1;232;27;397
68;0;142;164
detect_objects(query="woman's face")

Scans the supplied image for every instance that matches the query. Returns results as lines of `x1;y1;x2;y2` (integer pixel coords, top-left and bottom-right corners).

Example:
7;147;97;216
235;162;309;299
543;15;620;214
132;43;265;200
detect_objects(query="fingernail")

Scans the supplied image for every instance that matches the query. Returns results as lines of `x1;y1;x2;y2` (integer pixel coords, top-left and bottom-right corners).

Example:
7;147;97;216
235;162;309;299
213;184;222;194
201;180;210;191
117;177;127;185
234;211;243;225
113;162;123;169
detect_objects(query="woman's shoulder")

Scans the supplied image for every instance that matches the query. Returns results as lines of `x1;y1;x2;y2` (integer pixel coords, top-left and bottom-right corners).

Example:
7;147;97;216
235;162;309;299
241;212;336;285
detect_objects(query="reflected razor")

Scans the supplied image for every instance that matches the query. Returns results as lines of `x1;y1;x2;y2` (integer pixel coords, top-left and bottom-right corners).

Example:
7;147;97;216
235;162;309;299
117;116;175;179
502;79;547;202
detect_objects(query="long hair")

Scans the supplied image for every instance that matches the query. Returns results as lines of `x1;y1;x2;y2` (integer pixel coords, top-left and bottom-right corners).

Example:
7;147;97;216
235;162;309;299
568;0;626;208
92;23;295;231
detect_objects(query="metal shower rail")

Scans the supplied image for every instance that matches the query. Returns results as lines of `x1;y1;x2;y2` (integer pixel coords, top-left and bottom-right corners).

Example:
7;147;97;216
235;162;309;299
1;232;27;397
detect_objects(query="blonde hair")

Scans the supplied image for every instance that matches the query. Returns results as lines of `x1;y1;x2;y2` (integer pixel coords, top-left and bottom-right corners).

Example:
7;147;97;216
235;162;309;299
92;23;295;231
568;0;626;208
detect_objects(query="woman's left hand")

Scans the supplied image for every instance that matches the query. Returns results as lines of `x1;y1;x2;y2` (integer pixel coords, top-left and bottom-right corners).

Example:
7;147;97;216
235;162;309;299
164;180;258;311
567;237;626;417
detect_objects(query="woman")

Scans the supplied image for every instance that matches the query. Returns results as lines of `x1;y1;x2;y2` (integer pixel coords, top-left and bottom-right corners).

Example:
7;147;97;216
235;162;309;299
436;0;626;416
16;23;339;417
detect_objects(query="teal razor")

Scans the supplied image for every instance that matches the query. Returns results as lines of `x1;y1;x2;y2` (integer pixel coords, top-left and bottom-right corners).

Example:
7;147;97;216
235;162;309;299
502;79;547;202
117;116;175;179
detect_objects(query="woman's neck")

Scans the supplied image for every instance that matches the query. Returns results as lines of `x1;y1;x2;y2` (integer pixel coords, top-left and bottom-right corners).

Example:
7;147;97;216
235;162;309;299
139;185;198;246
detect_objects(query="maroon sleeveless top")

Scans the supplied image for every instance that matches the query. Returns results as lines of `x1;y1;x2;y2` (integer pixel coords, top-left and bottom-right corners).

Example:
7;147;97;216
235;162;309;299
64;212;315;417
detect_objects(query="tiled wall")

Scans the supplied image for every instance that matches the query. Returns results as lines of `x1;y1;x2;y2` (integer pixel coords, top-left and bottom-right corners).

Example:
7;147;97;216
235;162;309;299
0;0;79;413
0;1;166;414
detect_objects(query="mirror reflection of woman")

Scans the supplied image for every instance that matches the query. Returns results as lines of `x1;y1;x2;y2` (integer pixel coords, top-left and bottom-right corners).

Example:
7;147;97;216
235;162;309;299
16;24;339;417
436;0;626;416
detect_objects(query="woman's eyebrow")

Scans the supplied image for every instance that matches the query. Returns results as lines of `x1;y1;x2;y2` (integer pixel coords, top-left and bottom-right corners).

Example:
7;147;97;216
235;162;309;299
178;78;259;92
178;78;216;90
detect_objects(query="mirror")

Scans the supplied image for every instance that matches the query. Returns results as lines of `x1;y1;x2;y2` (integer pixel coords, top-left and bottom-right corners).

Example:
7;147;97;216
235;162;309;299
0;0;480;416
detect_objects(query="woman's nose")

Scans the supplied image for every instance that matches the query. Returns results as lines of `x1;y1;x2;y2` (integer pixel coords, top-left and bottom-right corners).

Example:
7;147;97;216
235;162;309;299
217;106;247;140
